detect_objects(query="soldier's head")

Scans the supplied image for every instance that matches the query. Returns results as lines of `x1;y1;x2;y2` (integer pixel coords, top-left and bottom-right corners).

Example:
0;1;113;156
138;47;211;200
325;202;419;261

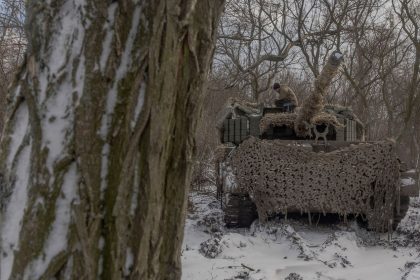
273;83;289;94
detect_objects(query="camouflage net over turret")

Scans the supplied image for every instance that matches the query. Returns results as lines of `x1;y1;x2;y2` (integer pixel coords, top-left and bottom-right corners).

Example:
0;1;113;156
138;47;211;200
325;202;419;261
259;111;343;135
216;98;262;131
259;113;297;132
295;51;344;137
229;137;400;231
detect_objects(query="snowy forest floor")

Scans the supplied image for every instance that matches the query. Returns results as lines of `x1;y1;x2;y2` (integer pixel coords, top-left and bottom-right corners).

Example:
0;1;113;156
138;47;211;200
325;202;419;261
182;187;420;280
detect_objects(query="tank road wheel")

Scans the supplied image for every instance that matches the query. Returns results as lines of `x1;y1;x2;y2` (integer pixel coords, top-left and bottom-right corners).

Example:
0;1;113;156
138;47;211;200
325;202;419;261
224;193;258;228
393;196;410;230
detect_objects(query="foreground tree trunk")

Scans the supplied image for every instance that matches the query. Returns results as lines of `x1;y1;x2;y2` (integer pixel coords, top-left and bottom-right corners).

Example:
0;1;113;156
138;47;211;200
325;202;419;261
0;0;224;279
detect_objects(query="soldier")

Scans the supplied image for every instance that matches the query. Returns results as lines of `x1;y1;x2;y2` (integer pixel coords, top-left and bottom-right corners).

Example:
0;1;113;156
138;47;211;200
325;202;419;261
258;83;299;110
272;83;298;111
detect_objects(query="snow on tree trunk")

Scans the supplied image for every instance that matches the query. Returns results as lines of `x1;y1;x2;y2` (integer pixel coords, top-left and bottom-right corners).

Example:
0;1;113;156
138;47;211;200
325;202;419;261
0;0;224;279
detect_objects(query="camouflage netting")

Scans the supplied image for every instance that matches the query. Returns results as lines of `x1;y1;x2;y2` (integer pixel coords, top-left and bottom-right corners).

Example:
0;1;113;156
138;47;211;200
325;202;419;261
324;104;361;124
259;111;343;134
323;104;364;139
216;98;261;131
228;137;400;231
310;111;343;127
259;113;297;132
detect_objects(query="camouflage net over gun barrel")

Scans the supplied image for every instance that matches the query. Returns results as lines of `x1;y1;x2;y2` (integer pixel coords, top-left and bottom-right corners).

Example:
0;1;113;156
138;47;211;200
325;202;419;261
229;137;400;231
295;51;344;137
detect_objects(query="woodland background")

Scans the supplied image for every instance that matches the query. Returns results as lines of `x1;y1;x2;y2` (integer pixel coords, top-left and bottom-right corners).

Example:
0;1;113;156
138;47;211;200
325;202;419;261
192;0;420;190
0;0;418;190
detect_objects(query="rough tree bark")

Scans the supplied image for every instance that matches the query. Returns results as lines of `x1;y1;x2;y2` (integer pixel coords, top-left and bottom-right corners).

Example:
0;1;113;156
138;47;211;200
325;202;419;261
0;0;224;279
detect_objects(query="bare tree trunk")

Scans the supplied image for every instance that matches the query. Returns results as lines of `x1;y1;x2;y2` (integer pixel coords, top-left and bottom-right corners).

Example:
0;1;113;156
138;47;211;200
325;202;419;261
0;0;224;279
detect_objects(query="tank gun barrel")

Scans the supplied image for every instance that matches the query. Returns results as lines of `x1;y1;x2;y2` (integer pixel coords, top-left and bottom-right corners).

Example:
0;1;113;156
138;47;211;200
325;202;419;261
315;51;344;93
294;51;344;137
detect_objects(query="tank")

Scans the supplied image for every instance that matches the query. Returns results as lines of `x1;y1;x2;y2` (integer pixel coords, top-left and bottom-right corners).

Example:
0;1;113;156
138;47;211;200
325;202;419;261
215;51;420;232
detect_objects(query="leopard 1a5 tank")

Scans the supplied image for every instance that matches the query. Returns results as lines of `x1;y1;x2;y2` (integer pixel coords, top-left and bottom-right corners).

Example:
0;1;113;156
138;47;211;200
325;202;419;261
215;51;419;232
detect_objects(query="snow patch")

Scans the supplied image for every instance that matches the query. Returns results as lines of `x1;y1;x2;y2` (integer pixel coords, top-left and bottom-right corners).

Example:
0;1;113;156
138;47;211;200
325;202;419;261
183;191;420;280
131;82;145;129
0;144;32;280
332;51;343;60
223;164;238;192
7;102;29;166
73;51;86;105
49;0;85;75
124;248;134;276
397;198;420;239
42;82;74;171
405;263;420;280
97;236;105;277
100;143;110;200
24;164;79;279
99;3;118;72
38;0;86;103
401;177;416;186
39;0;86;171
99;4;143;139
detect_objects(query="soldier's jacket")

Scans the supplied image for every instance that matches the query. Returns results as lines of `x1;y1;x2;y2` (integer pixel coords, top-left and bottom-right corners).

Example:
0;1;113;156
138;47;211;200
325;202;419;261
259;85;298;108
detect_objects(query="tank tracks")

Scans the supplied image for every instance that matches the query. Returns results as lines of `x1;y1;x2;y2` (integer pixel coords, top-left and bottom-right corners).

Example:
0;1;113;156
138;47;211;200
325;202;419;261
224;193;258;228
223;193;411;230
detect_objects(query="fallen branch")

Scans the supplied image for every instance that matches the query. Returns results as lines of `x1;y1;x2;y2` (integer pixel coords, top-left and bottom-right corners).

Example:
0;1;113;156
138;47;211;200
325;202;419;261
241;263;255;271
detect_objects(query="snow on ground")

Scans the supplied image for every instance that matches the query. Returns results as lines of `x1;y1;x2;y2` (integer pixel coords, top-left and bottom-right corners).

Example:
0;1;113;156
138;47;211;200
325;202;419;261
182;189;420;280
